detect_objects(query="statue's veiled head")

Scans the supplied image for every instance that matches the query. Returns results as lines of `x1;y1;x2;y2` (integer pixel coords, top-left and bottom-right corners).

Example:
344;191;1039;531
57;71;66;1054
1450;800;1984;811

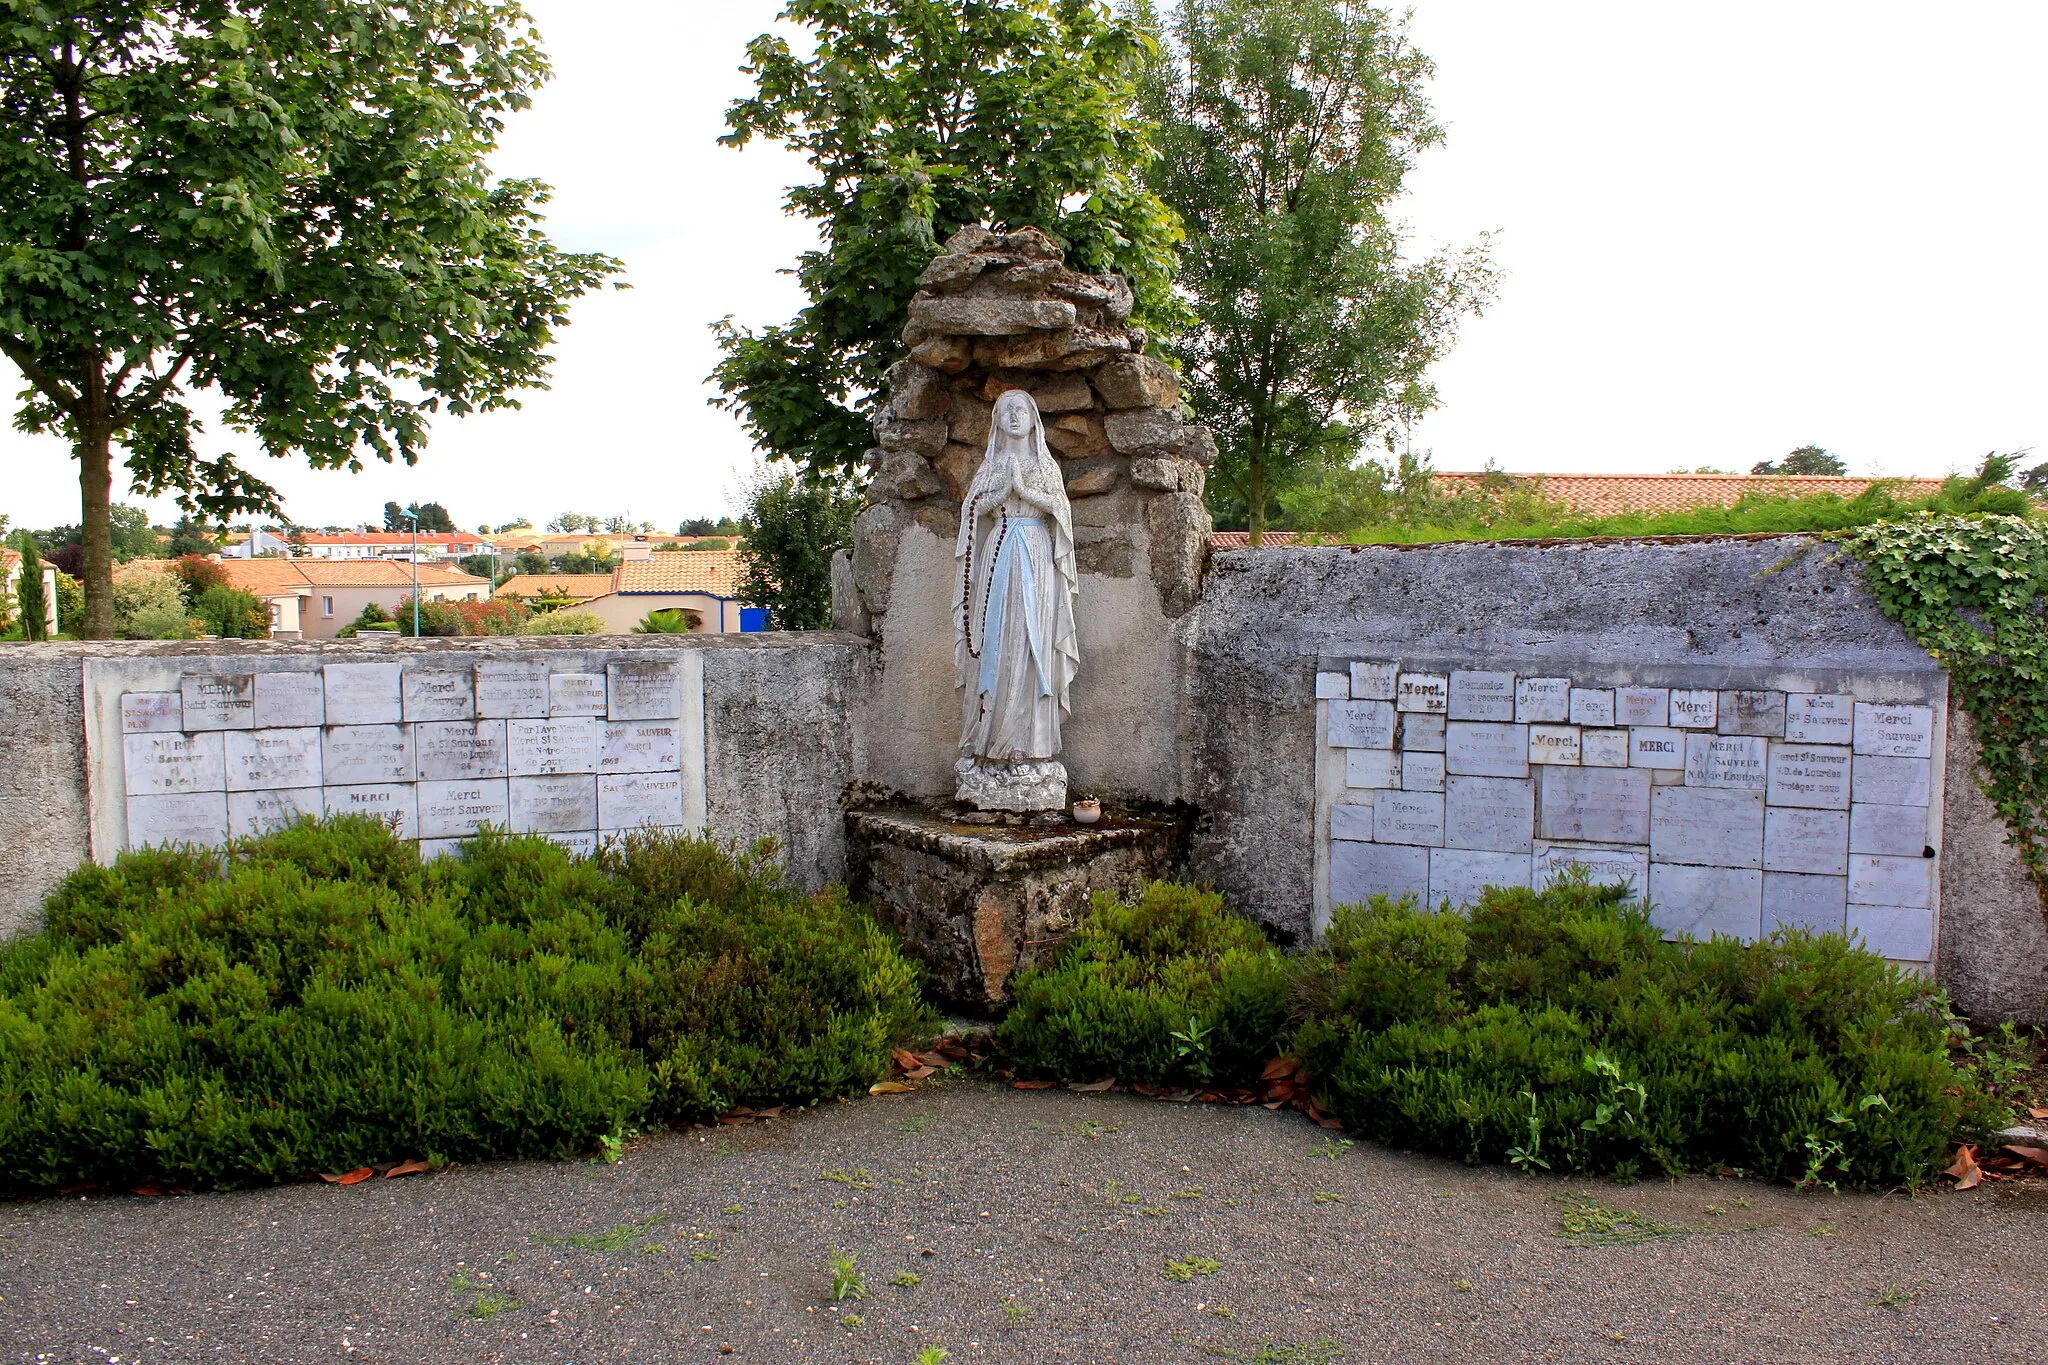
993;389;1041;444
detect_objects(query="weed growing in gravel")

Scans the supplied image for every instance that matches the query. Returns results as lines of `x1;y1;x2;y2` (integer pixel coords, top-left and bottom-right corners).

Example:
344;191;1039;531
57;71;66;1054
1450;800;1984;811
1871;1282;1926;1310
447;1269;519;1320
894;1115;934;1134
841;1312;865;1328
890;1272;922;1287
1312;1137;1353;1160
1204;1340;1343;1363
828;1247;866;1300
1164;1256;1223;1282
531;1215;663;1254
1001;1295;1030;1325
1553;1197;1678;1247
820;1168;876;1188
1313;1191;1342;1203
913;1348;950;1364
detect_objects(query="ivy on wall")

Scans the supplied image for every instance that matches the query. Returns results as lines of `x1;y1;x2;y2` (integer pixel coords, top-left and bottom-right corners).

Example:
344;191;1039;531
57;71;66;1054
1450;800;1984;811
1839;513;2048;908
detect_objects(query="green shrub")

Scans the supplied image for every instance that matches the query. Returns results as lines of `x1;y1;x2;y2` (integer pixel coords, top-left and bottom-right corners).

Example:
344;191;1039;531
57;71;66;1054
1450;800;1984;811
999;882;1288;1088
518;608;606;635
191;583;268;638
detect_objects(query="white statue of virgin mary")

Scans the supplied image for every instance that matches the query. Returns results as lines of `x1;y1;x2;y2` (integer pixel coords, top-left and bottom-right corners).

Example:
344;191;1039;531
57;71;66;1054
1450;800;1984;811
951;388;1081;810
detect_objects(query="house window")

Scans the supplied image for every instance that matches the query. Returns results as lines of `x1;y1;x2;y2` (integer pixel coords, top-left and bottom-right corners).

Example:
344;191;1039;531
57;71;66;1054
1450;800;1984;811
322;596;334;617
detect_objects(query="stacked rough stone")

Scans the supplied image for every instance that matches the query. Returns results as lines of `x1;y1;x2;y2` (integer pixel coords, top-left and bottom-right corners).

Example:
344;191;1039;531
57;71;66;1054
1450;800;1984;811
846;225;1216;630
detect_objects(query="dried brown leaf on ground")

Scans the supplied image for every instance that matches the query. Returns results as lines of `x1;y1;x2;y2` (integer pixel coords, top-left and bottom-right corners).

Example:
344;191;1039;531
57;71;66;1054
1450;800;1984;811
383;1159;430;1179
1944;1146;1982;1190
891;1048;922;1072
1261;1057;1303;1082
2003;1144;2048;1168
333;1168;374;1186
870;1081;915;1095
1011;1080;1057;1090
1068;1078;1116;1093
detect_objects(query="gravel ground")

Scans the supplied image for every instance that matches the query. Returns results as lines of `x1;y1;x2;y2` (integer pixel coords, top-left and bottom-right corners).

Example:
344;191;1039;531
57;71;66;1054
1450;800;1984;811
2;1080;2042;1365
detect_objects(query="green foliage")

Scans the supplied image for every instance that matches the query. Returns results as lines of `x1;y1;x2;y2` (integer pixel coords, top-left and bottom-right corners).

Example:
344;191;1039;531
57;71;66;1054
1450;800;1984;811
107;503;164;561
120;603;196;641
164;518;220;559
711;0;1184;481
52;569;83;631
517;608;605;636
633;608;701;634
681;538;732;552
13;534;48;640
737;469;860;630
112;567;186;636
827;1247;866;1301
0;821;928;1192
191;584;268;638
680;517;744;537
999;882;1289;1088
1753;445;1848;477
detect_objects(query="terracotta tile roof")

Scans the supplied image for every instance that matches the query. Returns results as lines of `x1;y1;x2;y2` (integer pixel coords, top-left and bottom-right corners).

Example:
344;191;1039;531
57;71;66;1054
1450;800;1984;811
617;551;747;597
1427;472;1946;517
296;531;491;548
219;558;317;595
492;573;619;602
1209;531;1300;549
219;559;488;593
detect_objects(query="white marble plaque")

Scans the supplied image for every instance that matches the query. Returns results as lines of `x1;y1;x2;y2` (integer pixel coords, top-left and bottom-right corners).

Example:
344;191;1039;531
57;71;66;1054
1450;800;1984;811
1784;693;1852;744
418;778;511;839
599;770;686;832
416;720;510;781
1330;801;1374;842
600;720;682;774
607;661;683;721
1851;755;1931;808
121;691;184;733
1848;904;1934;961
128;792;228;848
1349;661;1398;701
1315;671;1350;700
403;670;475;722
224;728;322;792
419;838;468;862
1569;688;1615;728
1395;672;1448;714
1537;767;1651;844
1397;713;1445;752
1448;670;1516;721
254;672;325;729
1852;703;1934;758
1328;700;1396;749
1401;752;1446;793
1331;840;1429;906
1344;749;1399;789
1848;853;1934;908
1429;847;1531;910
509;774;598;834
1581;730;1629;768
1683;734;1766;788
321;724;414;785
1532;842;1648;894
1445;722;1529;778
1443;775;1534;853
1668;688;1718;730
509;716;598;775
124;731;225;795
548;831;600;858
1514;678;1571;724
1763;807;1849;875
228;786;322;839
1650;787;1764;868
322;662;403;725
1648;864;1762;943
1763;871;1847;934
324;783;417;839
1628;727;1685;769
475;661;550;718
180;675;256;730
1718;690;1785;737
1849;803;1930;857
1374;789;1445;846
1766;744;1852;810
1528;725;1581;766
550;672;610;717
1615;687;1669;727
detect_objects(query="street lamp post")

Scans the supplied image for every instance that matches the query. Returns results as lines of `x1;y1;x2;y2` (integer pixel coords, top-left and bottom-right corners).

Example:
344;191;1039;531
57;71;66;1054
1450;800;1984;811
405;511;420;636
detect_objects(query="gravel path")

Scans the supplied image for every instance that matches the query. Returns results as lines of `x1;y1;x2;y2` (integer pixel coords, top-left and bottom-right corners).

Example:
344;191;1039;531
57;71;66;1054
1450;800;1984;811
3;1079;2041;1364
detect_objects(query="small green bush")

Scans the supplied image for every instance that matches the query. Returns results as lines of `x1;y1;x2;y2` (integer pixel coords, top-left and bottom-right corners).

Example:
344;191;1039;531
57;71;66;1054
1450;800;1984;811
519;608;606;635
999;882;1288;1088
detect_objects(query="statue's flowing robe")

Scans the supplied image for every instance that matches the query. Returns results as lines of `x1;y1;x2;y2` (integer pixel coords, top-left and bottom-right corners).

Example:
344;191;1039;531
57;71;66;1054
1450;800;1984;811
953;410;1080;762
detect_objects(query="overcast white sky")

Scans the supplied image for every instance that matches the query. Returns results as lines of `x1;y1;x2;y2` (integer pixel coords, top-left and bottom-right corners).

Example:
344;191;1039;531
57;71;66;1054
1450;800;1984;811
3;1;2043;531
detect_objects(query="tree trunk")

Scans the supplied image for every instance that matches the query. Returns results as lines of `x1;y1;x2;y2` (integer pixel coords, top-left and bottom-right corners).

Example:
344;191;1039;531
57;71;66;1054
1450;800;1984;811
1247;459;1266;548
76;424;115;639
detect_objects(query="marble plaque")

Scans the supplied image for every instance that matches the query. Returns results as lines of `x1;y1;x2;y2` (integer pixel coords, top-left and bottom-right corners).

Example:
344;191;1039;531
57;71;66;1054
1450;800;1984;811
1532;842;1648;894
228;786;322;839
1429;847;1531;910
1718;690;1785;737
1445;722;1529;778
1401;751;1446;793
1683;734;1766;789
124;730;225;794
599;771;686;832
1537;767;1651;844
1581;730;1629;768
548;831;600;858
1397;713;1446;752
509;716;598;775
1331;841;1429;906
1373;789;1445;846
600;720;682;774
1349;661;1399;701
1851;755;1931;808
1315;671;1350;700
419;839;468;862
608;661;683;721
1648;864;1762;943
1763;871;1847;934
1628;727;1685;769
1515;678;1571;724
1852;703;1934;758
321;724;414;785
1615;687;1669;727
1344;749;1399;789
1849;803;1930;857
1395;672;1448;714
224;728;322;792
322;662;403;725
1848;853;1934;908
1328;700;1396;749
1443;775;1534;853
550;672;610;717
122;691;184;733
475;662;550;718
1569;688;1615;728
128;792;229;848
1528;725;1581;766
180;675;255;730
324;783;417;839
1448;670;1516;722
1766;744;1852;810
1330;801;1374;842
403;669;476;722
254;672;325;729
418;778;511;839
1784;693;1853;744
1650;787;1764;868
1668;688;1718;730
1763;807;1849;875
1847;904;1934;961
415;720;510;781
509;774;598;834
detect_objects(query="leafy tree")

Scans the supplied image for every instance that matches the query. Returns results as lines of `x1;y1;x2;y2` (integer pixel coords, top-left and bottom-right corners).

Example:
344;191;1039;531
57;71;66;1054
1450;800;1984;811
680;515;743;537
633;607;701;634
547;512;593;533
171;553;228;599
191;584;267;638
713;0;1185;482
1136;0;1495;543
737;469;859;630
1752;445;1848;477
457;553;499;581
14;535;49;640
107;503;160;561
51;569;83;631
512;549;550;576
408;501;456;533
382;501;407;533
164;518;217;558
0;2;621;637
549;550;614;575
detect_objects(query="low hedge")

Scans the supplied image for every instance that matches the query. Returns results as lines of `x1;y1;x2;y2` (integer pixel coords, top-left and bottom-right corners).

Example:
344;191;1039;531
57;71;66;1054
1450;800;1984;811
0;819;927;1193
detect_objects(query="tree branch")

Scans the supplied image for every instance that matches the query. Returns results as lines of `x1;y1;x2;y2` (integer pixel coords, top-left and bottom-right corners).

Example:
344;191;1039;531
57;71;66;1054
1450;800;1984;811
0;334;81;419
